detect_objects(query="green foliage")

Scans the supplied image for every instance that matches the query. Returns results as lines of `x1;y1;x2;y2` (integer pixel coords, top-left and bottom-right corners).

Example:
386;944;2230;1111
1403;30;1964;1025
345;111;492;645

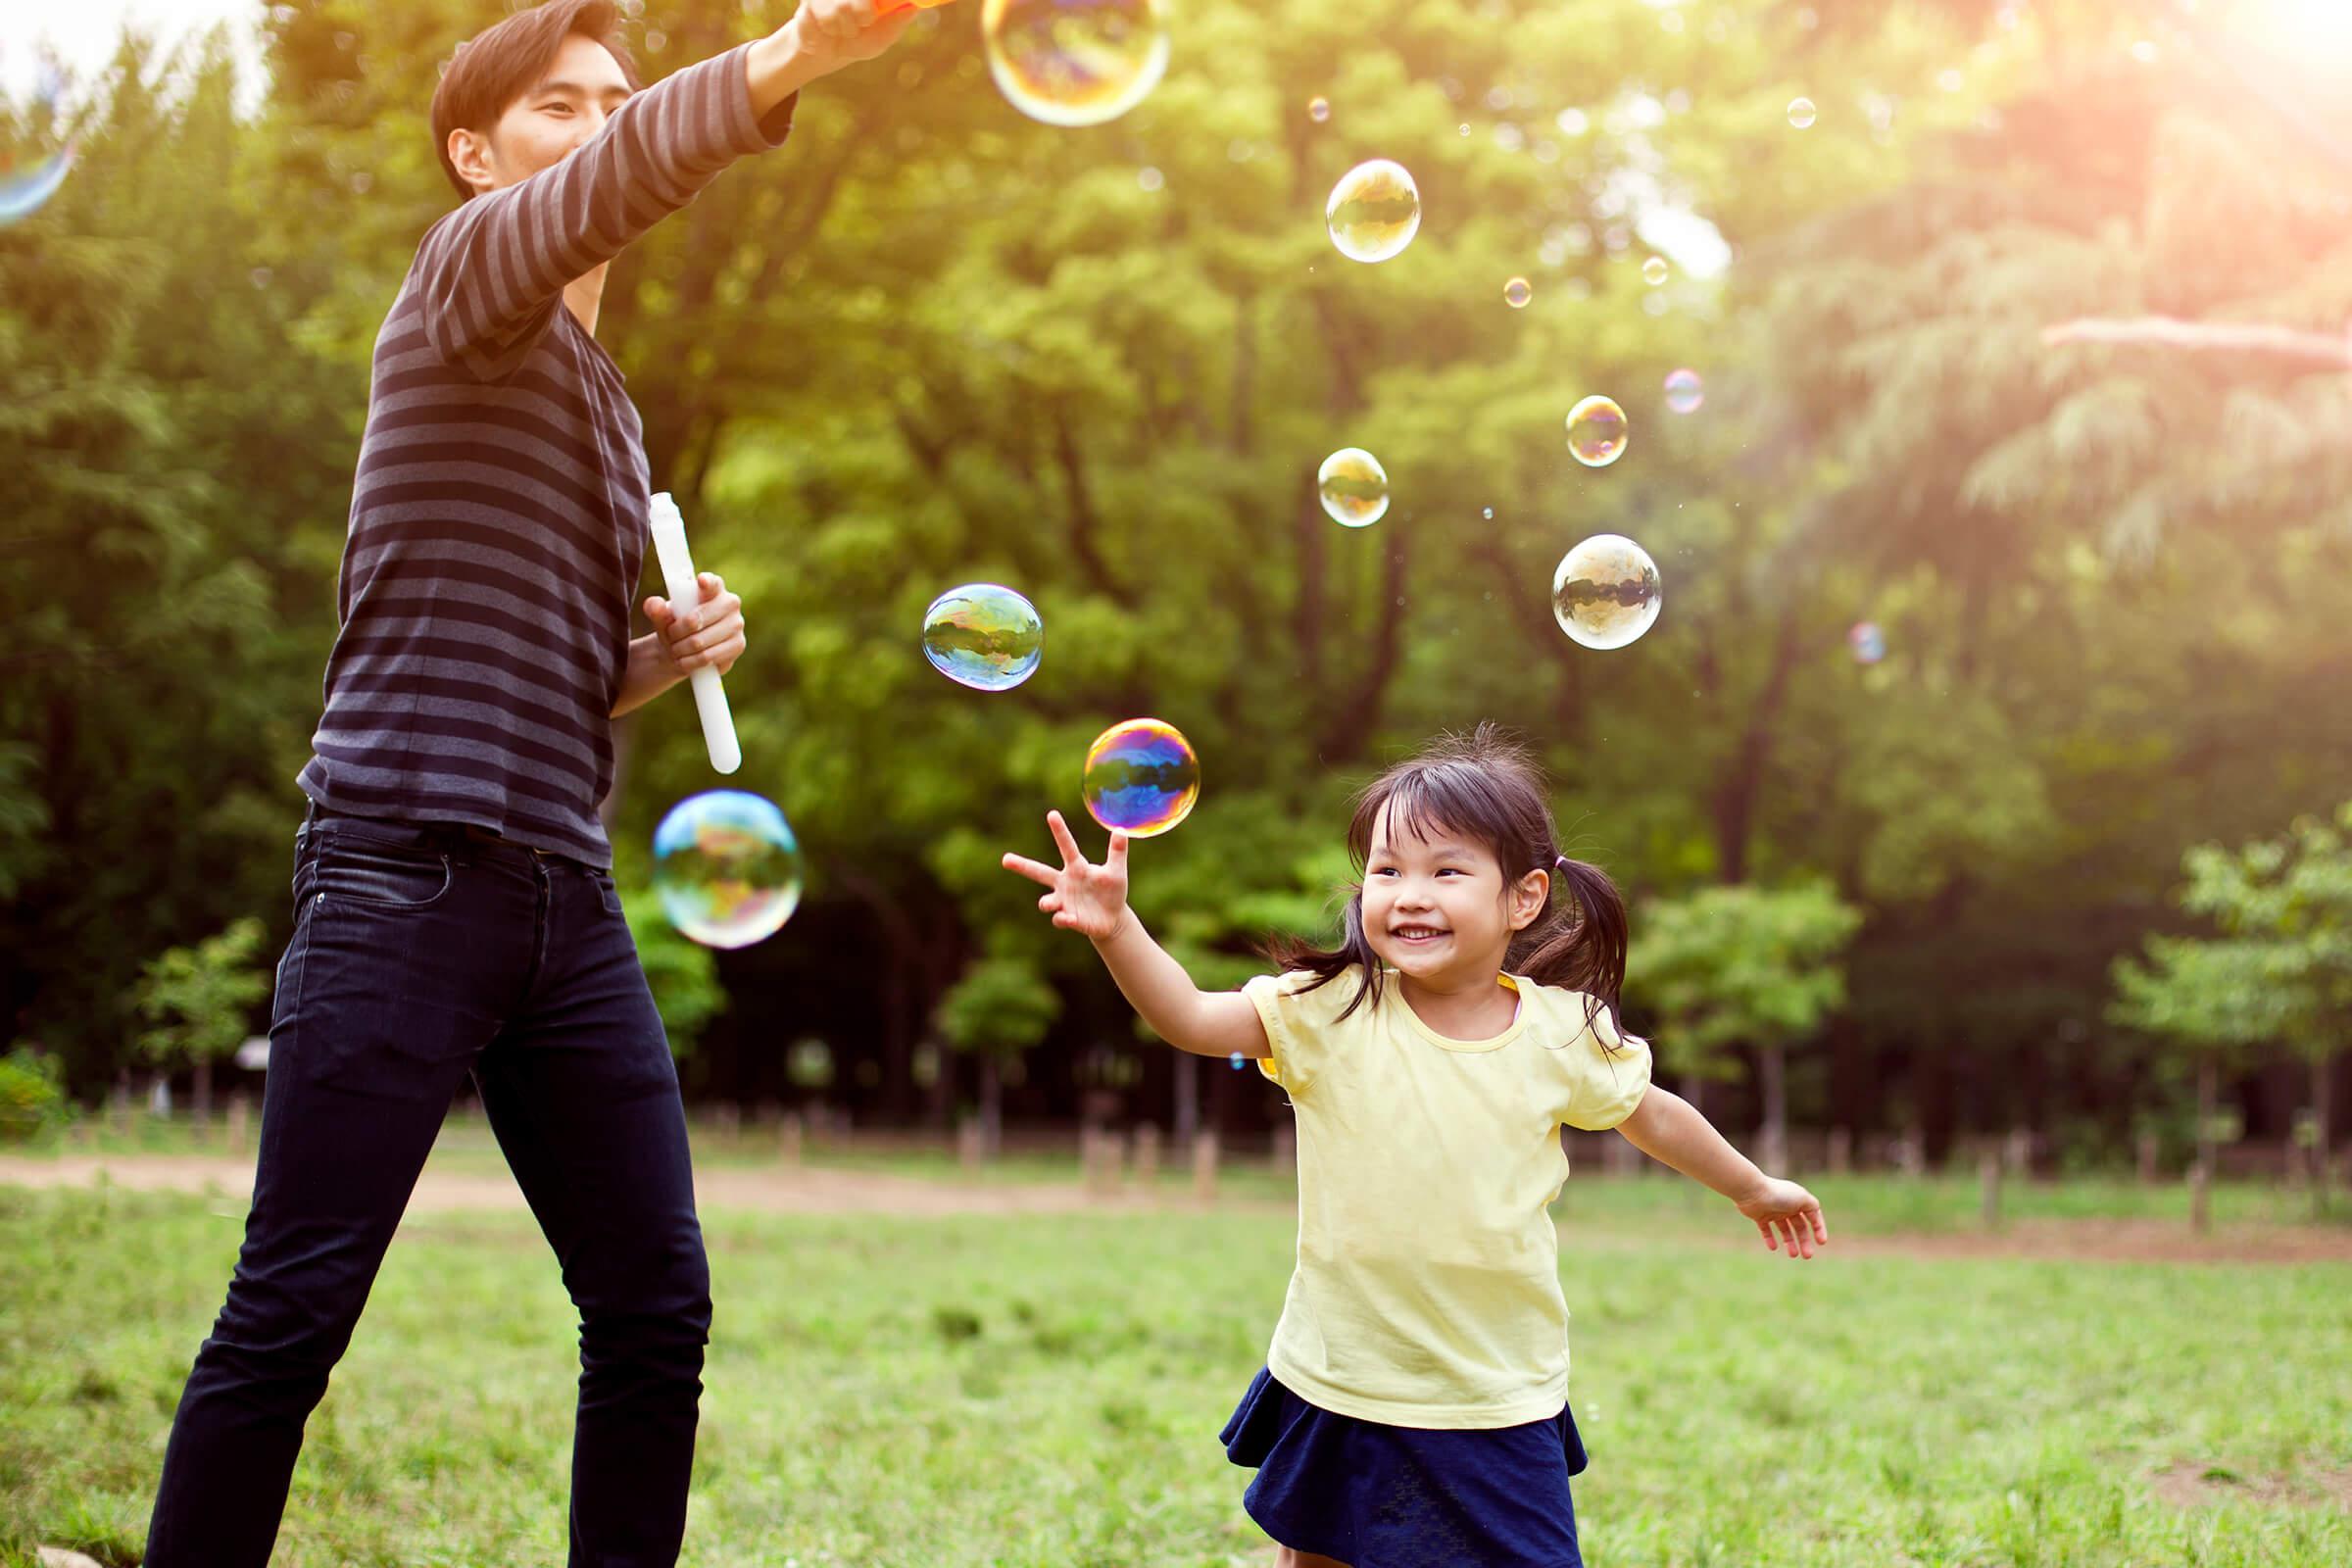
130;917;269;1072
0;1048;65;1143
620;893;728;1058
4;0;2350;1148
938;956;1061;1059
1630;880;1862;1081
2112;804;2352;1066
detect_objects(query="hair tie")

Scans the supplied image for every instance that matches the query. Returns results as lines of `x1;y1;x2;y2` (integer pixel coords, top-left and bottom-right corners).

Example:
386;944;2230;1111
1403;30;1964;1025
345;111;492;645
1553;854;1571;873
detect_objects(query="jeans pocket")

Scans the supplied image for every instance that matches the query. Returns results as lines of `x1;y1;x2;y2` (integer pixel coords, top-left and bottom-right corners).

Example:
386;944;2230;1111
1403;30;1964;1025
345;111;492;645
592;871;625;917
315;839;453;911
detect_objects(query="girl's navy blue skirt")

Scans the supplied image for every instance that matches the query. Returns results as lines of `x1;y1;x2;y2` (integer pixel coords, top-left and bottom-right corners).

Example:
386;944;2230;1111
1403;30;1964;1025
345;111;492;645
1220;1367;1589;1568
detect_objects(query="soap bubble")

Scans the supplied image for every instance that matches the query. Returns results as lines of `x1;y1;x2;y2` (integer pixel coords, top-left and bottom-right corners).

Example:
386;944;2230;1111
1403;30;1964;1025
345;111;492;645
1664;368;1705;414
1642;256;1670;286
1083;718;1200;838
1849;621;1886;664
1788;96;1817;128
1308;95;1330;122
1318;447;1391;528
1230;1052;1247;1070
1552;534;1662;651
983;0;1170;127
653;791;805;949
1326;159;1421;264
1565;395;1629;467
0;146;75;227
921;583;1044;691
1504;276;1532;308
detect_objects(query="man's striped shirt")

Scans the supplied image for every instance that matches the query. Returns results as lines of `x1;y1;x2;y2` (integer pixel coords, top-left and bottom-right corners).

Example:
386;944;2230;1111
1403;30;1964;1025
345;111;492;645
297;44;794;867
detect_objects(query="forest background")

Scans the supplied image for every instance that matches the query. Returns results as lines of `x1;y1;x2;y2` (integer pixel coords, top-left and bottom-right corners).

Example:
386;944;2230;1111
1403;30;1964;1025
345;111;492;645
5;0;2350;1177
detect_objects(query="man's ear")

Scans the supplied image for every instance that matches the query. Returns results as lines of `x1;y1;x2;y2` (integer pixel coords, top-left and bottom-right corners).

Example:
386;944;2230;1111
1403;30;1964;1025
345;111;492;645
447;125;496;195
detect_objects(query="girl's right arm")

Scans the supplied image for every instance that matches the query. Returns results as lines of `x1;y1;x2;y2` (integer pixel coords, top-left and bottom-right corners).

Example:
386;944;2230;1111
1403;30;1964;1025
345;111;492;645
1003;810;1270;1059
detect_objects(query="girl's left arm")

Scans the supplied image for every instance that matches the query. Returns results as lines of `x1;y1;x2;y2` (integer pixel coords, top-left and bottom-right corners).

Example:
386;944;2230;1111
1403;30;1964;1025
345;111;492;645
1613;1086;1829;1258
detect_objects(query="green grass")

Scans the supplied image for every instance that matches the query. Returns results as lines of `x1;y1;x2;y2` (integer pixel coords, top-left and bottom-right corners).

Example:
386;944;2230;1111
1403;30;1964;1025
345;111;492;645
3;1182;2349;1566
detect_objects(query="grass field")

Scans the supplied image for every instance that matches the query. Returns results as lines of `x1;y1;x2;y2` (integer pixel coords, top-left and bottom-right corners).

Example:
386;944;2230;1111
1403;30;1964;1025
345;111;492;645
4;1166;2350;1567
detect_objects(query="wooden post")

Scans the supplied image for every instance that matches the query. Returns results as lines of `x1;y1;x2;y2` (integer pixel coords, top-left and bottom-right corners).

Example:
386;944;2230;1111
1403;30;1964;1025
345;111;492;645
1192;1129;1219;1202
956;1114;984;1172
225;1093;251;1157
778;1109;804;1167
1827;1127;1852;1177
1270;1123;1297;1179
2189;1157;2212;1235
1133;1124;1162;1191
1979;1151;2002;1230
2003;1126;2032;1176
2136;1132;2160;1186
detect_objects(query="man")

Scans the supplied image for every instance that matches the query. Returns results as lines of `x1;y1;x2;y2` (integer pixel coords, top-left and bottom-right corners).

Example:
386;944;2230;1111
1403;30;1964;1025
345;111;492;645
143;2;910;1562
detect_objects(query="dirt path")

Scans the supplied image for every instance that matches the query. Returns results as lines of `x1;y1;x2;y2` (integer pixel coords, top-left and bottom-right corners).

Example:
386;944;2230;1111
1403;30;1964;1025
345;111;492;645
6;1154;2350;1263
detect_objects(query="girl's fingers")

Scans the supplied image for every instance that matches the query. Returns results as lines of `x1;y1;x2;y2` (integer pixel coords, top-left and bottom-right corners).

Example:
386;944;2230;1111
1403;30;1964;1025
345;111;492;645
1039;892;1059;912
1757;1219;1777;1250
1003;853;1060;887
1106;830;1129;870
1046;809;1084;865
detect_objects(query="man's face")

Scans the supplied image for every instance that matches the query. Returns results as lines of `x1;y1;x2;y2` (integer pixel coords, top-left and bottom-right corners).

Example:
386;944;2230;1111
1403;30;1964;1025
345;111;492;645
453;33;634;196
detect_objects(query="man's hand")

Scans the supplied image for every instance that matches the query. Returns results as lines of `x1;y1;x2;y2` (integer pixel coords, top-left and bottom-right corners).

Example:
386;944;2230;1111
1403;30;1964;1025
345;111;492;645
782;0;917;74
645;572;745;677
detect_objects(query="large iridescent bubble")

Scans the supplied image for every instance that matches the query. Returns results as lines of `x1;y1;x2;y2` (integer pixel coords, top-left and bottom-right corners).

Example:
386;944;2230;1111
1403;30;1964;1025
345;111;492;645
983;0;1170;127
1552;534;1662;651
922;583;1044;691
1083;718;1200;837
1565;395;1629;467
0;146;74;227
1326;159;1421;264
1317;448;1391;528
652;791;805;949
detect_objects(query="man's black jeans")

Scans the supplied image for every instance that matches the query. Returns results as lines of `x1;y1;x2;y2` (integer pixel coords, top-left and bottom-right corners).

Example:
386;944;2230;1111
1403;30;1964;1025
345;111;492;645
145;809;710;1567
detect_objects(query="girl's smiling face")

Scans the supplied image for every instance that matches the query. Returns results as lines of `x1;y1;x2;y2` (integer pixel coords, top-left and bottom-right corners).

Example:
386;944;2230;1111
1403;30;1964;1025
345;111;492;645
1360;801;1549;984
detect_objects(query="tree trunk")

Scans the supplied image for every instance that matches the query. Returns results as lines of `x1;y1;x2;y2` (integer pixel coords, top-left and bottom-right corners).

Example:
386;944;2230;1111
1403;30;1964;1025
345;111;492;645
978;1054;1004;1158
1756;1043;1788;1175
2193;1052;2217;1235
2312;1051;2334;1219
1172;1050;1200;1144
192;1055;214;1140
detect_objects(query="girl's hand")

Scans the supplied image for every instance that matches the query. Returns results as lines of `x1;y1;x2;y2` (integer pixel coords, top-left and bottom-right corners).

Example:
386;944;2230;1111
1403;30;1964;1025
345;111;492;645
1735;1176;1828;1260
1002;809;1131;941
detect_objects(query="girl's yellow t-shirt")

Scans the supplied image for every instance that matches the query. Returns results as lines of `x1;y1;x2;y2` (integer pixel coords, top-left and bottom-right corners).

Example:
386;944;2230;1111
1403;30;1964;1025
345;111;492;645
1244;964;1651;1428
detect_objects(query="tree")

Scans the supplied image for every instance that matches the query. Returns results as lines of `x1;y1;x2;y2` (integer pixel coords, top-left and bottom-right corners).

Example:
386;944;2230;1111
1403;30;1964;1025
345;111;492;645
2108;937;2285;1230
1629;880;1861;1172
2159;806;2352;1213
937;954;1060;1154
131;916;270;1130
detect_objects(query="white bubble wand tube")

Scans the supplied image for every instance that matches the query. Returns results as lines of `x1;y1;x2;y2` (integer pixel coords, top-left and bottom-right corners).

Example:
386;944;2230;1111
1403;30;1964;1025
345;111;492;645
646;491;742;775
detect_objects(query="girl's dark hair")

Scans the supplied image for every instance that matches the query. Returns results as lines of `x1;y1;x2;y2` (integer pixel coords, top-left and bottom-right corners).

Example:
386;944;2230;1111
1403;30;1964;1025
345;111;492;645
430;0;643;201
1260;723;1633;1050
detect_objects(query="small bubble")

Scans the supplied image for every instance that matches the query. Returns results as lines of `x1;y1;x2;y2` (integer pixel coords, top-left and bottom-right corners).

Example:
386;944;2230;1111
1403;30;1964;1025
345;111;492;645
1642;256;1670;286
1788;97;1818;129
1504;276;1533;308
1137;166;1164;191
1307;94;1331;122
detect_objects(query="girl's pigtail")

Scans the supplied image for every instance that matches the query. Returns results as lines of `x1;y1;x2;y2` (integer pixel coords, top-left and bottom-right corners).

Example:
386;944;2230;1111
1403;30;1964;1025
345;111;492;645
1520;854;1634;1054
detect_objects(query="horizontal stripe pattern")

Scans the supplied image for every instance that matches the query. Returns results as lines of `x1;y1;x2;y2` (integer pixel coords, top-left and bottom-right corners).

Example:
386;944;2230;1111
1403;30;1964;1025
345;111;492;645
297;46;794;866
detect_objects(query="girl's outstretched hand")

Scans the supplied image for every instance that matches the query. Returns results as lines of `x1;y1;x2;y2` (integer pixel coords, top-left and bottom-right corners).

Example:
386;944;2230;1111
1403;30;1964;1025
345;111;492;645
1002;809;1131;941
1736;1177;1829;1260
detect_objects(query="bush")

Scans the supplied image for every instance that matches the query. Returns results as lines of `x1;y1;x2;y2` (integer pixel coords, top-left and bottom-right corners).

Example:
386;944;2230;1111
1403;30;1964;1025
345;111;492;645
0;1047;65;1143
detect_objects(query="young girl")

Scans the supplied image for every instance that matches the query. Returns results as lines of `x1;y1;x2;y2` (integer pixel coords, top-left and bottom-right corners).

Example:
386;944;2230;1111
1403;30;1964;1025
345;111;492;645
1003;724;1828;1568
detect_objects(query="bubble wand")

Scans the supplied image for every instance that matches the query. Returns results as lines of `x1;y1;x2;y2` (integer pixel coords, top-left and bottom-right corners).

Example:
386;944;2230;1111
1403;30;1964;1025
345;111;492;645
647;492;742;775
